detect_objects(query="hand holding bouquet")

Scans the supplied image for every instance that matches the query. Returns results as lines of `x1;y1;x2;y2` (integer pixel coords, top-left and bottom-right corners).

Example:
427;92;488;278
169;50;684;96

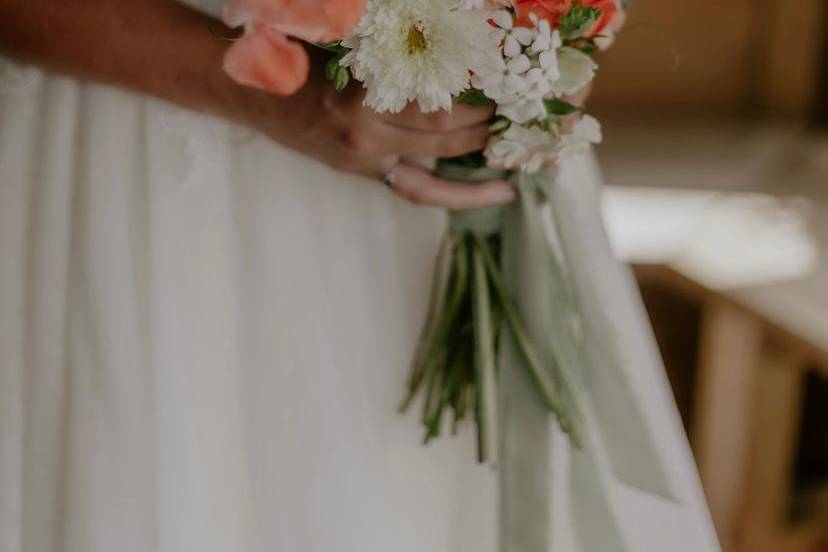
221;0;626;465
328;0;624;464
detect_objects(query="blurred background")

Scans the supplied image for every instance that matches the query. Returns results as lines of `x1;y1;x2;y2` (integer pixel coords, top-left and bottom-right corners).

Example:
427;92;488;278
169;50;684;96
590;1;827;550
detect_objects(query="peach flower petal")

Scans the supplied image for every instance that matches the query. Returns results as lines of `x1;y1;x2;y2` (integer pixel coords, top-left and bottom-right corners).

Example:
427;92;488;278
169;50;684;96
320;0;368;41
224;0;366;42
223;29;310;95
223;0;367;95
514;0;570;28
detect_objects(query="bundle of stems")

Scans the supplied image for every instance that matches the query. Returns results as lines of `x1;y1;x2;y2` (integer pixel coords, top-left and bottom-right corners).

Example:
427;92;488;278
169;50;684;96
400;227;582;464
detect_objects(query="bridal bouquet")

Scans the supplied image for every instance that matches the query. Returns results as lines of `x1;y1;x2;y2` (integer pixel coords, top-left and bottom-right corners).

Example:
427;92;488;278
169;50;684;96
221;0;625;465
324;0;624;463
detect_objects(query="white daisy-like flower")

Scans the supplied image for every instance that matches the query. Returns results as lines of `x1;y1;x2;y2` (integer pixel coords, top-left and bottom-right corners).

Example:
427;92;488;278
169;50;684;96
551;47;598;96
340;0;500;113
496;98;546;124
486;115;603;173
528;15;561;57
472;9;566;124
558;115;603;158
485;123;557;174
490;11;535;58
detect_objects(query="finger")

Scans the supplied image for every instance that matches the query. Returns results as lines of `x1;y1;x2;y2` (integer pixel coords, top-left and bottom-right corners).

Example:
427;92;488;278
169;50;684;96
390;164;515;210
379;102;495;132
367;122;491;158
348;154;399;181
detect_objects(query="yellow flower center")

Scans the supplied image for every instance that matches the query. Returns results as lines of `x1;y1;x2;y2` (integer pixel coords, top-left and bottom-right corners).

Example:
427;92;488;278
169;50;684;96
405;24;428;55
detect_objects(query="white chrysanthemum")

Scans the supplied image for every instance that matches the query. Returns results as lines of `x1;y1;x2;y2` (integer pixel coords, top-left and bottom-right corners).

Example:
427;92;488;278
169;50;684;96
340;0;500;113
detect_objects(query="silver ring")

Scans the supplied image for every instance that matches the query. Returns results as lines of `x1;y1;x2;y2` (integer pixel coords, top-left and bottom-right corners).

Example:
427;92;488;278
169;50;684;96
381;168;398;188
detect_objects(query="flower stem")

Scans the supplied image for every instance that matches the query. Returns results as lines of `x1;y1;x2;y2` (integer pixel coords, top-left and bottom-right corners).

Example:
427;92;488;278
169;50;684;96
469;236;499;465
473;235;570;426
400;233;452;411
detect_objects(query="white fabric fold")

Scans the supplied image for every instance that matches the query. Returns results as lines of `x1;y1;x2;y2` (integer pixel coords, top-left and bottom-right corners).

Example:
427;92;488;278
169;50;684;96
0;57;720;550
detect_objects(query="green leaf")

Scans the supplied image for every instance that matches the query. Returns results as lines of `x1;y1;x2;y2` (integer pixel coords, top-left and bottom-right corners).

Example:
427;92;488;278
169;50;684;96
544;98;581;116
334;66;350;91
316;40;347;54
559;4;601;40
457;89;495;107
436;152;487;170
324;57;339;81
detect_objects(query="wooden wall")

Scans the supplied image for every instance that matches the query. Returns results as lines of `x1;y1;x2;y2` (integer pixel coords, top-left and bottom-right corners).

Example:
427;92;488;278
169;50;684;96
590;0;826;119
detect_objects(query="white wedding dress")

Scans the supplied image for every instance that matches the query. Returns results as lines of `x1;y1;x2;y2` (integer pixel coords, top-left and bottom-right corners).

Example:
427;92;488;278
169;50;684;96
0;3;720;551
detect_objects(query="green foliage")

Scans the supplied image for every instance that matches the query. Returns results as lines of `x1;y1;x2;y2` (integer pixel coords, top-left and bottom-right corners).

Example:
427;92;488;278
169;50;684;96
457;89;495;107
324;56;339;81
325;55;351;91
544;98;581;116
333;66;350;91
317;40;347;54
437;152;487;170
559;4;601;40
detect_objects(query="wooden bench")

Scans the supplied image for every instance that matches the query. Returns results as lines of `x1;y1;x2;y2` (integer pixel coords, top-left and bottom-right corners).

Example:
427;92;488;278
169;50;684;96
599;119;828;551
635;263;828;552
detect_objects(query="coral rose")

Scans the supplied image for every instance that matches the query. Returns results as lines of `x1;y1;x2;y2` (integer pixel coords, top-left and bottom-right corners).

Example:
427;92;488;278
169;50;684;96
513;0;620;38
223;0;366;95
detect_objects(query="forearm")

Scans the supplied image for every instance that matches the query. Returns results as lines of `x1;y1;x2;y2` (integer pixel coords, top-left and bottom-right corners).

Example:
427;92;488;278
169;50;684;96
0;0;236;117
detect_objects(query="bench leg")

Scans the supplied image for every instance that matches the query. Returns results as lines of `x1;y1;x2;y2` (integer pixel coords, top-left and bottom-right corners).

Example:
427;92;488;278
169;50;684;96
740;346;809;552
692;299;764;550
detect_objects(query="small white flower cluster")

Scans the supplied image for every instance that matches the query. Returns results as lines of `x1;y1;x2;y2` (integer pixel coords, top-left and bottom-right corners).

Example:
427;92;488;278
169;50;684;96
476;10;602;174
472;11;563;124
487;114;602;173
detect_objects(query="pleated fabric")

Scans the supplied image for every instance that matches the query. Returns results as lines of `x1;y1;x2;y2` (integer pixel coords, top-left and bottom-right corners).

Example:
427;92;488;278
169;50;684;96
0;55;718;552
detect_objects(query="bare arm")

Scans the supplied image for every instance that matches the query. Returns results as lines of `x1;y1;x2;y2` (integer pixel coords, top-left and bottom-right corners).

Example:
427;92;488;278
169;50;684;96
0;0;515;209
0;0;235;117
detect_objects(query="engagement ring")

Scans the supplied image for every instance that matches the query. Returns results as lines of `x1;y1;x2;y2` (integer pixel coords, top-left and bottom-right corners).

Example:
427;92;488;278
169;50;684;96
382;168;398;188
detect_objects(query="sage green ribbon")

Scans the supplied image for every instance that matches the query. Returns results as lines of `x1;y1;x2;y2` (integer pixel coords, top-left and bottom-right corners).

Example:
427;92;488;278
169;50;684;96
441;164;678;551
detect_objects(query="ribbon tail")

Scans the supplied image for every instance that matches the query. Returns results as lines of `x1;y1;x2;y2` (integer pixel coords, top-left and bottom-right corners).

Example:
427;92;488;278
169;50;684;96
569;446;631;552
498;179;555;552
546;154;680;501
499;324;552;552
498;171;593;551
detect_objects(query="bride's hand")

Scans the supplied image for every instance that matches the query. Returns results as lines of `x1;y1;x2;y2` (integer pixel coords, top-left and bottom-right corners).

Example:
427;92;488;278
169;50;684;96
220;54;516;210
